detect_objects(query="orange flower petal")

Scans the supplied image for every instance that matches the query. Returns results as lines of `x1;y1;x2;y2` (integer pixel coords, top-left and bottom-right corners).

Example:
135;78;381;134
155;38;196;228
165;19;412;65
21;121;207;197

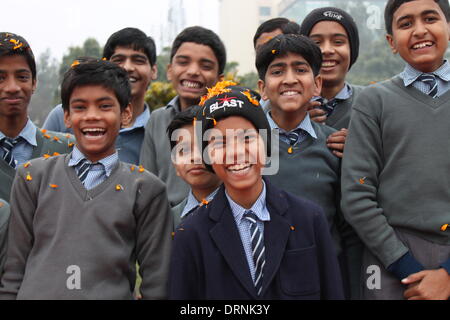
23;161;31;168
49;184;59;189
68;142;74;148
53;152;60;156
115;184;123;191
130;165;135;172
441;224;449;232
43;154;51;159
201;199;209;206
41;129;47;134
359;177;366;184
138;165;145;173
288;146;293;154
290;226;295;231
53;136;60;141
272;49;276;54
43;134;51;139
71;60;80;68
26;173;32;181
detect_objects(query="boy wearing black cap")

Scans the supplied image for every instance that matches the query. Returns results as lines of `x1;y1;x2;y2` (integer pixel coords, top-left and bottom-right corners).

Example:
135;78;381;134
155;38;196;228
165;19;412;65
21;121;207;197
300;7;364;131
0;32;74;202
169;81;343;300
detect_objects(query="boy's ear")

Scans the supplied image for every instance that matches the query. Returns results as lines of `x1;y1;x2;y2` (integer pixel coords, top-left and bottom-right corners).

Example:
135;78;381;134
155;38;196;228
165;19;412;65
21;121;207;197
151;64;158;81
257;79;267;101
166;63;172;82
313;74;322;97
63;109;72;129
386;34;398;54
121;103;132;127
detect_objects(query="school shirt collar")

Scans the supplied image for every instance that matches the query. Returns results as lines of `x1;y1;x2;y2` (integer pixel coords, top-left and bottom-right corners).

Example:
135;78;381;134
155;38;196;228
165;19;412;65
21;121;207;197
181;187;220;218
226;180;271;224
266;110;317;139
400;60;450;86
120;103;150;133
68;146;119;177
0;118;37;146
164;96;181;112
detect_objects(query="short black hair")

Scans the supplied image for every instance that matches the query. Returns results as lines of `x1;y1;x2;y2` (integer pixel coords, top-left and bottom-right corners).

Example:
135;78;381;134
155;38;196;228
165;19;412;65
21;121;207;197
255;34;323;80
385;0;450;34
103;27;157;66
253;17;301;48
170;26;227;75
61;60;131;112
0;32;36;80
167;105;201;150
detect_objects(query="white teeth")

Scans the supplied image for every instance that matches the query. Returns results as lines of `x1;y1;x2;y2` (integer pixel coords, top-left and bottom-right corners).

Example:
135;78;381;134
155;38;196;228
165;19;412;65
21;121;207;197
129;77;137;83
82;128;105;133
281;91;299;96
228;163;251;171
413;41;433;49
182;80;202;88
322;61;336;67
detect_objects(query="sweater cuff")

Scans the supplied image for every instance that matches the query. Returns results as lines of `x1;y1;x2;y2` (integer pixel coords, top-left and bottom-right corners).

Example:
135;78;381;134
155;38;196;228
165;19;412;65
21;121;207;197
387;251;424;280
440;258;450;275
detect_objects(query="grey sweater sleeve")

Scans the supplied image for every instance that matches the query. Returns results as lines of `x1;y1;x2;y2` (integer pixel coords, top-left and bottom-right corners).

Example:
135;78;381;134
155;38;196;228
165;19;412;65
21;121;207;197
341;89;409;269
135;176;173;299
139;117;158;174
0;200;10;275
0;168;36;299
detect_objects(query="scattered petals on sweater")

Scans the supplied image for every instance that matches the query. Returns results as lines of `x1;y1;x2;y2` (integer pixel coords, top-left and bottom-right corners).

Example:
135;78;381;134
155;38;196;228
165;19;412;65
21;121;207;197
49;184;59;189
115;184;124;191
130;165;135;172
53;152;60;156
43;154;51;159
441;224;449;232
26;172;32;181
23;161;31;168
138;165;145;173
288;146;293;154
359;177;366;184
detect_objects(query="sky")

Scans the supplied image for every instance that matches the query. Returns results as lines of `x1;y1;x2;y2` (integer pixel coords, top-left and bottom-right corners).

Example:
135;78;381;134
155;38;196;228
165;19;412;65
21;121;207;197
1;0;219;62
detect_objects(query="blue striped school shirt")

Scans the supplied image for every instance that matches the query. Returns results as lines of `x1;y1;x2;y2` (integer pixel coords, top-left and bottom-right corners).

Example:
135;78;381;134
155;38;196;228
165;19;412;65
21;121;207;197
68;146;119;190
181;188;219;219
0;119;37;167
266;111;317;145
225;180;270;283
400;60;450;96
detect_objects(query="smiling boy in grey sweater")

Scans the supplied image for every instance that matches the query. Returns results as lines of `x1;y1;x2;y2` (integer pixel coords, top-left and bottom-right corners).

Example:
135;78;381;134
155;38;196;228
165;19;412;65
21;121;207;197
0;60;172;299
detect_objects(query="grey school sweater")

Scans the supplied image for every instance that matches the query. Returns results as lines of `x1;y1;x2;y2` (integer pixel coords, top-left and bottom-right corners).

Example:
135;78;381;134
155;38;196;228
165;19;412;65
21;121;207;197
0;154;172;300
0;128;75;202
326;84;365;130
0;199;9;275
266;121;358;256
341;76;450;269
139;97;189;207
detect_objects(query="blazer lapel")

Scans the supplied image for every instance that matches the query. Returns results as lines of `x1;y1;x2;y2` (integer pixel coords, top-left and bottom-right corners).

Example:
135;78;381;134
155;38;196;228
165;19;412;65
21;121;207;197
260;179;291;296
209;187;258;298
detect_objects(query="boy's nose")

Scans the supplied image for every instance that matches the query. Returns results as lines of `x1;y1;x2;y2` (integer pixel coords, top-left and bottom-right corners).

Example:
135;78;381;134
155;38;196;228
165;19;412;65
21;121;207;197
4;78;21;94
321;40;335;55
122;58;135;72
187;63;200;76
413;21;428;37
282;69;298;84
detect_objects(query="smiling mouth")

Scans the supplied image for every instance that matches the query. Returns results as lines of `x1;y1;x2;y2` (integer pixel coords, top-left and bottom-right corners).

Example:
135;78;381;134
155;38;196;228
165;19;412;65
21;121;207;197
322;60;337;67
227;163;252;172
129;76;139;83
181;80;203;89
81;128;106;137
280;90;300;96
412;41;433;49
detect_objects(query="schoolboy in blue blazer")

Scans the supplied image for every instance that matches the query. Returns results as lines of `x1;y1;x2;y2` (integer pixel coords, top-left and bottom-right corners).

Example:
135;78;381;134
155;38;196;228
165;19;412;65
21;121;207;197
168;83;344;300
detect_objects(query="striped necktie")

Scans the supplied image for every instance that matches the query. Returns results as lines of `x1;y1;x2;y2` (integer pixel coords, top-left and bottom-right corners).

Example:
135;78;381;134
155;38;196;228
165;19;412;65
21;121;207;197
1;137;20;168
76;159;92;185
418;74;438;98
243;210;265;296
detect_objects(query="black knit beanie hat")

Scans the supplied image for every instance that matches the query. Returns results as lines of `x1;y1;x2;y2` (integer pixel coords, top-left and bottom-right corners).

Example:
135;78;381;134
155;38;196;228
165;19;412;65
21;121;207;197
198;81;271;172
300;7;359;70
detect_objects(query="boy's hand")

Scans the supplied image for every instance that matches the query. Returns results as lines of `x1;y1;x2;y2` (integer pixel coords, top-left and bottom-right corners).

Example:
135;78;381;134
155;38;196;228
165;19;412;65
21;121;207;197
307;100;327;124
402;269;450;300
327;128;347;159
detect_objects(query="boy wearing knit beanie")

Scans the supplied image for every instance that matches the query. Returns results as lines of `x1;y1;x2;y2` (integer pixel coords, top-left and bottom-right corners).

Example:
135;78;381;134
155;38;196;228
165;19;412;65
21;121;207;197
169;81;344;300
300;7;365;131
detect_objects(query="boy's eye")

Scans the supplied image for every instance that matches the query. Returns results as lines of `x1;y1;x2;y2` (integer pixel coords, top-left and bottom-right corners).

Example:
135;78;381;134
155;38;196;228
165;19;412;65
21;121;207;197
270;69;283;76
17;74;31;81
71;105;86;111
399;21;412;28
100;104;113;110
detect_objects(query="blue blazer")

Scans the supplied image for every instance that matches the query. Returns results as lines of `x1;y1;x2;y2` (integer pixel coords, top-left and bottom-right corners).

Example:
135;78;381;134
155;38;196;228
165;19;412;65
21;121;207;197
169;179;344;300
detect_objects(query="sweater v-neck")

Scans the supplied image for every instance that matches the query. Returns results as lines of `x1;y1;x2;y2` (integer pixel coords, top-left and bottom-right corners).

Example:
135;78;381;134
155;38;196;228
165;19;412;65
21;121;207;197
390;76;450;110
63;153;122;202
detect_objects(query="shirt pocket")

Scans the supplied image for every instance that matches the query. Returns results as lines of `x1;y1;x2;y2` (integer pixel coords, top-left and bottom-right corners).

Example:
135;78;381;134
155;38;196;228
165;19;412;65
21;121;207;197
279;245;320;297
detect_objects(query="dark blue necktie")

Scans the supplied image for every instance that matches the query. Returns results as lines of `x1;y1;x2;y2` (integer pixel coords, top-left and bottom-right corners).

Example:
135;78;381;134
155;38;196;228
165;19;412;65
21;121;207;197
243;210;265;296
0;137;20;168
76;159;92;185
418;74;438;98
